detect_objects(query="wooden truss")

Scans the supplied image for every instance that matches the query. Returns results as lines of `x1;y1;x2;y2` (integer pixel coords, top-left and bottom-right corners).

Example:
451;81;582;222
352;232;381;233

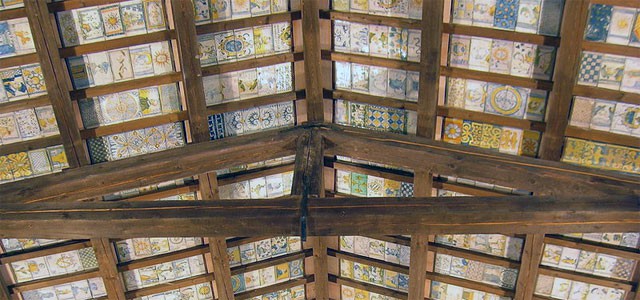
0;0;639;300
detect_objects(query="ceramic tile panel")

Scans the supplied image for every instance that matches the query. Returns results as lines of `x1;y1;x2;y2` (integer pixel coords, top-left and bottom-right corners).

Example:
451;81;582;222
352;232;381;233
332;21;420;62
451;0;564;36
584;4;640;47
340;258;409;292
122;255;207;291
431;281;512;299
207;100;295;140
218;171;293;199
442;117;540;157
203;62;292;105
561;137;639;175
436;253;518;289
0;145;68;185
331;0;421;19
115;238;203;263
86;122;186;163
0;63;47;101
334;99;415;134
231;258;304;294
449;34;556;80
333;168;410;198
534;274;625;300
198;22;291;67
541;243;636;280
561;232;640;249
20;278;107;300
1;239;67;253
340;236;410;267
9;248;98;283
435;234;524;260
341;285;400;300
66;41;175;89
0;17;35;59
227;236;301;269
131;282;214;300
578;52;638;93
55;0;167;47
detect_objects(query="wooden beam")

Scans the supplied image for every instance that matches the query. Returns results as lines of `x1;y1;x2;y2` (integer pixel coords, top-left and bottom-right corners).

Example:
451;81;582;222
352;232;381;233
170;0;209;142
291;129;324;197
539;1;590;161
0;126;301;203
408;235;429;300
209;238;234;300
302;0;324;122
0;195;638;238
408;171;432;300
23;0;89;168
514;234;545;300
310;237;329;300
416;0;443;138
91;239;126;300
321;124;640;197
0;268;11;300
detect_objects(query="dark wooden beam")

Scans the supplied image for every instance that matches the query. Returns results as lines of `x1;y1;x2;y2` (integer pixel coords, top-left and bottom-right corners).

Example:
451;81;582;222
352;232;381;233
302;0;324;122
209;238;235;300
408;171;432;300
170;0;210;143
514;234;545;300
91;239;126;300
0;127;301;203
24;0;89;167
539;1;590;161
322;124;640;197
416;0;443;138
291;129;327;299
292;129;324;197
0;195;638;238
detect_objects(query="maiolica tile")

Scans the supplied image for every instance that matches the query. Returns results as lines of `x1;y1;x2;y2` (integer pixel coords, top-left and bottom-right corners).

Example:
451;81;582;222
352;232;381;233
207;101;295;140
66;41;174;89
534;274;626;300
334;99;416;134
442;117;540;157
332;0;421;19
561;137;639;175
341;258;409;292
55;0;167;47
333;20;421;62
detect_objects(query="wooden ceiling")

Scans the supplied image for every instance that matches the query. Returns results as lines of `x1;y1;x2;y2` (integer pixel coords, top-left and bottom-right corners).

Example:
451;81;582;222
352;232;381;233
0;0;638;300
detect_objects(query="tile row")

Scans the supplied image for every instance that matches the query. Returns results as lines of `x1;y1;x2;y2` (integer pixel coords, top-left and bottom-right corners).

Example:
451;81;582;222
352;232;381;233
341;285;402;300
67;41;175;89
448;34;556;80
339;236;411;267
133;282;214;300
446;77;547;121
333;21;421;62
198;22;292;66
451;0;563;36
442;117;541;156
339;258;410;292
115;237;204;263
560;233;640;249
1;63;47;101
334;100;417;135
569;96;640;137
207;101;295;140
122;255;207;291
218;171;294;199
78;83;181;129
0;106;59;145
231;258;304;294
10;247;98;283
431;281;510;300
435;253;518;290
246;284;306;300
0;17;35;58
541;243;636;281
204;63;293;105
434;234;523;261
331;0;423;20
335;169;414;197
535;274;625;300
0;145;69;184
20;278;107;300
193;0;295;24
584;4;640;47
577;52;639;93
335;62;420;102
227;236;302;267
56;0;167;47
561;137;639;175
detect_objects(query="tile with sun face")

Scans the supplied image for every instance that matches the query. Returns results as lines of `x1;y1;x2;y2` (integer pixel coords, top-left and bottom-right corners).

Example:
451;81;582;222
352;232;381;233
100;4;124;38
